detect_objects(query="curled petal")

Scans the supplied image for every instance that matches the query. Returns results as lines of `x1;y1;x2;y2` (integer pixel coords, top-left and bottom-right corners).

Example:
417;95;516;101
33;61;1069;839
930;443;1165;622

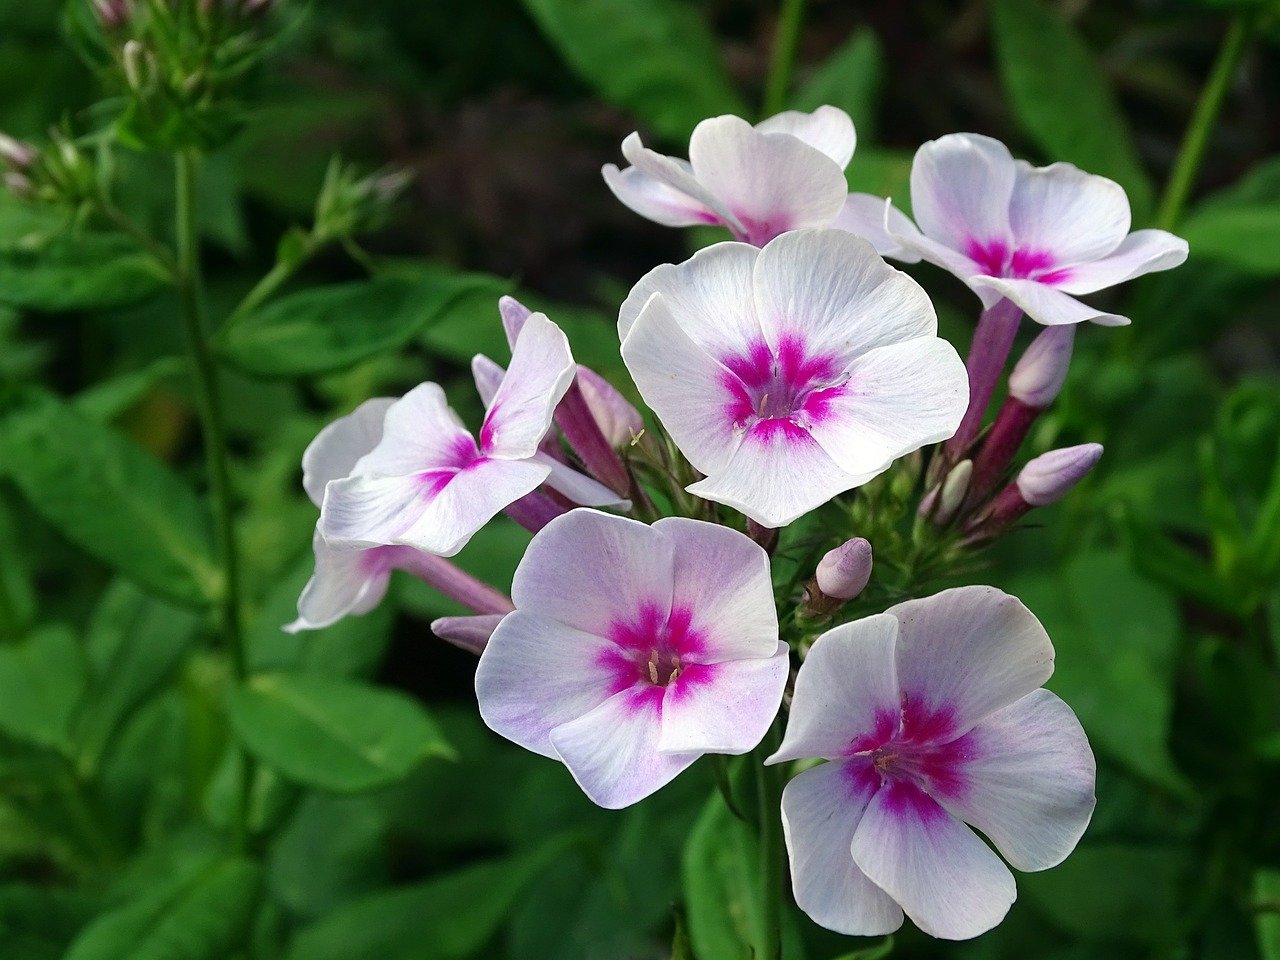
285;533;391;633
481;312;576;459
969;276;1128;327
301;397;396;506
1055;229;1189;296
602;162;721;228
1008;160;1130;264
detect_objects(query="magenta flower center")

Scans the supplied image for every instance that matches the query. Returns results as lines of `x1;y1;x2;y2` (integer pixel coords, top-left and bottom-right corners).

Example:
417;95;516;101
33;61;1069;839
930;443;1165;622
720;335;845;439
599;602;712;701
416;434;483;497
847;697;973;802
965;238;1072;285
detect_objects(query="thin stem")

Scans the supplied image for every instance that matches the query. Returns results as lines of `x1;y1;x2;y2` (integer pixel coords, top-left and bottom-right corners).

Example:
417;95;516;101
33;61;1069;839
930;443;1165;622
945;298;1024;460
174;149;252;850
99;199;178;276
1156;14;1254;231
555;381;632;497
762;0;808;118
755;723;785;960
218;235;321;342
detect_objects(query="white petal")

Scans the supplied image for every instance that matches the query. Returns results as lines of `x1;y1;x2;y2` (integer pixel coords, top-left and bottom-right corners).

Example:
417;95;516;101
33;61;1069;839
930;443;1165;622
888;586;1054;739
1008;160;1130;265
511;509;675;638
937;689;1095;872
480;312;576;459
499;295;532;349
888;216;995;296
910;133;1016;253
769;614;901;763
537;453;629;508
620;132;738;229
655;516;779;661
318;473;434;550
689;115;848;244
656;643;789;754
285;533;390;632
752;229;938;365
549;687;699;809
969;277;1129;327
781;760;904;936
301;397;397;506
755;105;857;168
807;337;968;477
575;365;644;449
686;428;865;529
621;294;746;477
832;194;922;262
471;354;505;409
349;383;474;478
475;610;618;758
617;241;761;349
1054;229;1189;295
602;163;721;228
851;780;1016;940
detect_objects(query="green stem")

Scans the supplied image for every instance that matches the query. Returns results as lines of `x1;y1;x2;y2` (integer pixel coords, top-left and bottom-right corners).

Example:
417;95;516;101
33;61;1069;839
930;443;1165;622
99;198;178;277
755;723;785;960
174;149;253;850
217;234;321;342
1156;14;1254;231
762;0;808;118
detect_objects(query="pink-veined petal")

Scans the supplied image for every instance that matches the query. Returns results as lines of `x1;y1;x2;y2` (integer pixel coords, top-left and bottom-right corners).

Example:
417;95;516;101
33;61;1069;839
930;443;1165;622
937;688;1096;872
602;162;722;228
768;614;901;763
1009;160;1130;265
285;533;391;632
301;397;396;507
656;643;789;754
851;779;1016;940
480;312;576;459
969;277;1129;327
1054;229;1189;295
888;586;1054;740
832;194;922;262
781;759;905;936
349;383;475;478
754;105;857;168
910;133;1016;253
548;687;699;809
475;610;619;758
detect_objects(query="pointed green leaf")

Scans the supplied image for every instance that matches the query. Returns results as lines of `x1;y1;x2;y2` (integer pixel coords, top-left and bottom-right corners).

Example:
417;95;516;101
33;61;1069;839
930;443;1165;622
792;29;884;141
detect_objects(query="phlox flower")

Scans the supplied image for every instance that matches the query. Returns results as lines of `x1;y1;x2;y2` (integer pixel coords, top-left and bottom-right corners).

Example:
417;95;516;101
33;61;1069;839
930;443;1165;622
856;133;1187;326
318;311;617;557
619;229;968;527
475;508;789;809
768;586;1095;941
604;105;905;255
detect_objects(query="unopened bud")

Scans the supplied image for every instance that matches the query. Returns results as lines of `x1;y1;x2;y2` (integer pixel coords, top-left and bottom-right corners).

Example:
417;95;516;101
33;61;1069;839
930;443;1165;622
431;614;505;656
122;40;154;93
92;0;130;30
936;459;973;523
1008;325;1075;409
1016;443;1103;506
498;295;533;349
577;366;643;449
3;171;32;199
815;537;873;602
0;134;36;170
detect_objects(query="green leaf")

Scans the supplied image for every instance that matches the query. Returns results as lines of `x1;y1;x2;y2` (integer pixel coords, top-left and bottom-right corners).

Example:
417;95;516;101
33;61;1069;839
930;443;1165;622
73;357;187;424
63;856;261;960
991;0;1154;221
518;0;746;142
1181;205;1280;274
831;938;894;960
792;29;884;140
0;624;85;753
283;834;578;960
1256;869;1280;960
220;264;508;378
227;672;453;792
0;393;219;607
0;490;37;639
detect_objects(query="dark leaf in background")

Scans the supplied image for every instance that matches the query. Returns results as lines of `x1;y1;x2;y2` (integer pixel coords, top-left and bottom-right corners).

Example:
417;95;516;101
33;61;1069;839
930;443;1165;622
1258;869;1280;960
792;29;884;143
0;624;85;753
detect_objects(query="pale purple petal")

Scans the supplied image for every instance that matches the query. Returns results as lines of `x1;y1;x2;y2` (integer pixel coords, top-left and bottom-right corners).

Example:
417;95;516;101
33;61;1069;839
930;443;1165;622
806;337;968;477
910;133;1016;253
602;162;721;228
685;428;868;528
499;295;532;348
654;516;778;661
938;689;1096;872
301;397;396;507
969;276;1128;327
349;383;474;478
752;229;938;366
575;366;643;449
510;509;675;638
431;613;504;655
832;194;922;262
887;216;996;298
1054;229;1189;295
850;780;1016;940
536;454;629;508
889;586;1054;740
754;105;857;168
780;760;904;936
548;689;699;809
688;115;848;245
656;643;789;754
471;354;505;408
480;312;576;459
319;473;436;550
620;132;738;230
617;241;761;349
768;614;900;763
1008;160;1130;265
475;610;619;758
285;533;390;632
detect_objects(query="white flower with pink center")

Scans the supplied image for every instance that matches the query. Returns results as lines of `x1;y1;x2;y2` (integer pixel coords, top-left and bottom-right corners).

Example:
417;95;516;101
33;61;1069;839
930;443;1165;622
861;133;1187;327
768;586;1095;941
604;106;901;255
475;508;789;809
619;229;969;527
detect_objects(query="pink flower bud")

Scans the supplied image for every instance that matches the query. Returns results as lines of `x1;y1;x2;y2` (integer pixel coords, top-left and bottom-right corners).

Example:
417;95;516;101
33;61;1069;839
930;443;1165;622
0;134;36;171
576;366;643;449
3;171;32;199
431;614;506;656
1008;325;1075;409
92;0;130;30
815;537;873;601
1016;443;1103;506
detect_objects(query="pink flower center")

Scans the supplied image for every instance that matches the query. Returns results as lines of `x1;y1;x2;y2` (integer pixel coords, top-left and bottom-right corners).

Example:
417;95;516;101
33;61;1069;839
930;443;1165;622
720;335;846;440
846;698;973;802
416;434;483;497
599;602;711;699
964;238;1072;285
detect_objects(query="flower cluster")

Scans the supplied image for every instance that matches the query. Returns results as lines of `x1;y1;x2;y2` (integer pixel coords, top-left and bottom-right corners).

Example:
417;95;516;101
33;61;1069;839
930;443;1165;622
292;106;1187;941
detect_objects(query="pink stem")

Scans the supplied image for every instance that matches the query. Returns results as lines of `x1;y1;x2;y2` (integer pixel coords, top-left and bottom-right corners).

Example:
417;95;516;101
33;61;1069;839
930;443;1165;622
967;397;1041;506
392;550;514;615
555;379;631;496
946;298;1024;458
962;484;1031;545
504;491;568;534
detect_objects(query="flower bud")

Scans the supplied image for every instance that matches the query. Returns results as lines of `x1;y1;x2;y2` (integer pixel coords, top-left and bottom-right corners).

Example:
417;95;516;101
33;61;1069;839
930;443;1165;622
815;537;873;602
122;40;155;94
92;0;130;30
921;459;972;524
0;134;36;171
1016;443;1103;506
3;171;33;199
1008;325;1075;409
431;614;505;656
577;366;643;449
